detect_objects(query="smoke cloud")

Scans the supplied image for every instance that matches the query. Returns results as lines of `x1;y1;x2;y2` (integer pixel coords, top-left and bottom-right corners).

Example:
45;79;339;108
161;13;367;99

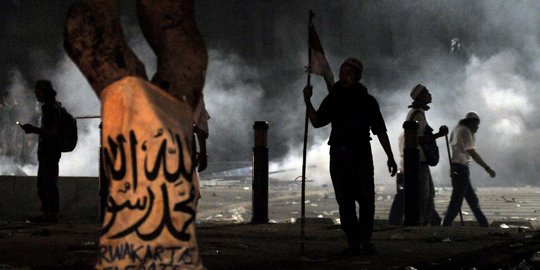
247;0;540;186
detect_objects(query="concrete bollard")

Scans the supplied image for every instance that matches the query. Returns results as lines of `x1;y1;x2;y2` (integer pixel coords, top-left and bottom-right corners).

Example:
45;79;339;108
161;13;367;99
252;121;269;224
403;120;420;226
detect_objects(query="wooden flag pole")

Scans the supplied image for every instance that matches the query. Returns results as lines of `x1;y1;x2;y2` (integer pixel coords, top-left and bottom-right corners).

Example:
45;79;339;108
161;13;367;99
300;10;314;256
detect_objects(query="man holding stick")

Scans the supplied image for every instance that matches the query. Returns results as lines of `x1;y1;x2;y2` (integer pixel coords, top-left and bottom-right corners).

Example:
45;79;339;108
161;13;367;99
442;111;496;227
303;58;397;256
388;84;448;226
407;84;448;226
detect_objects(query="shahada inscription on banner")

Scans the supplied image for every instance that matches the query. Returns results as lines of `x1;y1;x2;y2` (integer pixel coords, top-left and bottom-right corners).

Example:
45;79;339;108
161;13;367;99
96;77;204;270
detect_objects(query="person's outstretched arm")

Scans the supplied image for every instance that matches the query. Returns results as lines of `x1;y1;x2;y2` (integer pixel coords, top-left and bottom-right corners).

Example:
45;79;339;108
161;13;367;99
468;149;496;177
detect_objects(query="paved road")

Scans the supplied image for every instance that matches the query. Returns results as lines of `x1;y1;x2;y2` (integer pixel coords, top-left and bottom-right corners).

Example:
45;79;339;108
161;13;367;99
1;183;539;269
197;182;540;227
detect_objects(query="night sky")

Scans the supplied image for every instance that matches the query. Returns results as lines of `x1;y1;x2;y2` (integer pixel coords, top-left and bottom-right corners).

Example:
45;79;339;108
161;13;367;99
1;0;539;186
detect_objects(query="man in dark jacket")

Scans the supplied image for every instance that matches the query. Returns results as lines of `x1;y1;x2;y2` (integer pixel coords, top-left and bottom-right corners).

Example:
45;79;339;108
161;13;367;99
21;80;62;223
303;58;398;256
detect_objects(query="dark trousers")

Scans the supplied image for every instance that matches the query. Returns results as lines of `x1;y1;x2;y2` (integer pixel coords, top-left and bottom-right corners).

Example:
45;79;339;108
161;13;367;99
442;163;488;227
388;172;404;226
388;171;441;226
418;164;441;226
37;150;61;214
330;145;374;247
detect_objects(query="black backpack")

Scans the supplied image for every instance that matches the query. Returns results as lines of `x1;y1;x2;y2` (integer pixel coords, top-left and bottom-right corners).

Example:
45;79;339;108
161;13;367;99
410;110;439;166
58;106;78;152
420;124;440;166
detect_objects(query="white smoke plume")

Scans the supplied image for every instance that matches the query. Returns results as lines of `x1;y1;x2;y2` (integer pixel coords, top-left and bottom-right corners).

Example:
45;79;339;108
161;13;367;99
263;1;540;187
1;54;102;176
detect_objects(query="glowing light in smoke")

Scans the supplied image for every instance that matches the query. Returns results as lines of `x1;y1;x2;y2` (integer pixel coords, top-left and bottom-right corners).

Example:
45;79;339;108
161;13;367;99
483;88;531;113
494;118;522;136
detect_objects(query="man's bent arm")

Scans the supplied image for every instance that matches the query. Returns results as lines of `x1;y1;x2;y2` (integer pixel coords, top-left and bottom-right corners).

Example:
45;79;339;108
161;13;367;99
303;85;328;128
21;124;58;137
305;100;325;128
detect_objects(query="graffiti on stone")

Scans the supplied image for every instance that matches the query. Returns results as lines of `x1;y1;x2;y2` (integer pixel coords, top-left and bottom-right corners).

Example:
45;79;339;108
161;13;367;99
96;77;203;270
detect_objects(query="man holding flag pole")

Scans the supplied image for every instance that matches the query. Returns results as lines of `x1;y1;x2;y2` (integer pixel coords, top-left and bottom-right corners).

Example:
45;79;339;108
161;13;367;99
302;10;397;257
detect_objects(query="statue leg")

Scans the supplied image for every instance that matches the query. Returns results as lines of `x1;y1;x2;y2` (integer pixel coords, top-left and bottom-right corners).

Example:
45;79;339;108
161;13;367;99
64;1;206;269
136;0;208;110
64;0;148;96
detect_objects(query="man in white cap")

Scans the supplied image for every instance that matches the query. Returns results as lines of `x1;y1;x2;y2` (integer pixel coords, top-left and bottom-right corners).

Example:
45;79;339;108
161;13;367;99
303;57;398;256
402;84;448;226
442;111;496;227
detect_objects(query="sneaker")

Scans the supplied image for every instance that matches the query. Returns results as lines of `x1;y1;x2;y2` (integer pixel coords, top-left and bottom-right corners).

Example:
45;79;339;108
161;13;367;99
431;216;442;227
26;215;57;224
338;246;362;257
26;215;50;224
47;214;58;224
360;242;377;255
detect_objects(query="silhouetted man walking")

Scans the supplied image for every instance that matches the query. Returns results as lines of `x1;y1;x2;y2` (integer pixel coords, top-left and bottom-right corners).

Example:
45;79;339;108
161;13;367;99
303;58;397;256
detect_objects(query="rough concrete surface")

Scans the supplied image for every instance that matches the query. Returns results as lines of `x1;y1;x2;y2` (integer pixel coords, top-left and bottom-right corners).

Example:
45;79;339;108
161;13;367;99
2;177;540;269
0;220;540;269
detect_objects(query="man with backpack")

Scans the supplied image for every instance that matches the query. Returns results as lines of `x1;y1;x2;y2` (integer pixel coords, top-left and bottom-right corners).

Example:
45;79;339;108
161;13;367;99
20;80;71;223
405;84;448;226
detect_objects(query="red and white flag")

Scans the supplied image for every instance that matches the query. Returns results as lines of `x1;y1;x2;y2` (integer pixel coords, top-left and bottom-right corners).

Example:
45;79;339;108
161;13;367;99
308;20;334;90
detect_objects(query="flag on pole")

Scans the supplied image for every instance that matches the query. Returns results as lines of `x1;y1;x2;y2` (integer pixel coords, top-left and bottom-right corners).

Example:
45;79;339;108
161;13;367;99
308;20;334;89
